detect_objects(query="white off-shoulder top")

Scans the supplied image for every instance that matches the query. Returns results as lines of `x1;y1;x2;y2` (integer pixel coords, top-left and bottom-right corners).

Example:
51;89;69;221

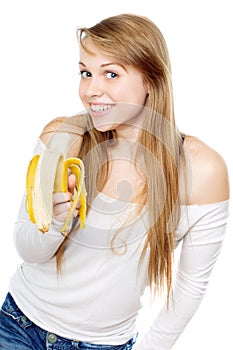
9;140;229;349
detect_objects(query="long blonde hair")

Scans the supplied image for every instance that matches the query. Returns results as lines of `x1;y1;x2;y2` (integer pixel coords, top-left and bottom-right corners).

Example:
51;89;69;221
43;14;186;299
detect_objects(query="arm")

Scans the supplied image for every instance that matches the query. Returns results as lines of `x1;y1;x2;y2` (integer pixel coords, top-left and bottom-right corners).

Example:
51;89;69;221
13;192;66;263
13;115;87;263
134;200;229;350
134;137;230;349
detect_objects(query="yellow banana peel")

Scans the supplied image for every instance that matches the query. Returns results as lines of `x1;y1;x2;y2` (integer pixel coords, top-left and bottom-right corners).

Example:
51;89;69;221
25;132;87;235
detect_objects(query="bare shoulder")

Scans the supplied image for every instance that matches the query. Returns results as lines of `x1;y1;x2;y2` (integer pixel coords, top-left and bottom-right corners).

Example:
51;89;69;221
39;117;69;146
184;135;230;205
39;114;87;147
39;115;86;157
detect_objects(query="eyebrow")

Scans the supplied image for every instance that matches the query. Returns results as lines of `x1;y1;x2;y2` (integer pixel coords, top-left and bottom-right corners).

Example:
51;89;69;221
79;61;127;71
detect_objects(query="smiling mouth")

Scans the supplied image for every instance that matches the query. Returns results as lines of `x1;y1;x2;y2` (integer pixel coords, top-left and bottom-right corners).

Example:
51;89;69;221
90;104;114;112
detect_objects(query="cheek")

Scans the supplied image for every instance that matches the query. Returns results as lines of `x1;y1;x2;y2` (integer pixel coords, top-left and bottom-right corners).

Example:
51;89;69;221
78;85;87;106
113;86;146;105
126;78;148;105
78;84;84;99
128;88;148;106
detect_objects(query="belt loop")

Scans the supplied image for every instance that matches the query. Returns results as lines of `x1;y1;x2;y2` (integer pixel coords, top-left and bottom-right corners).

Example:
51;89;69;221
72;339;80;348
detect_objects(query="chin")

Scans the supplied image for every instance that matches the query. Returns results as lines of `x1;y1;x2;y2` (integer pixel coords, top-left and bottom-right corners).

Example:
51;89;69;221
93;122;118;133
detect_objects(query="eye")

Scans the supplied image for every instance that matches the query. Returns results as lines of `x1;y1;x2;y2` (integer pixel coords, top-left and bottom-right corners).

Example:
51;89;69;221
80;70;92;78
105;71;118;79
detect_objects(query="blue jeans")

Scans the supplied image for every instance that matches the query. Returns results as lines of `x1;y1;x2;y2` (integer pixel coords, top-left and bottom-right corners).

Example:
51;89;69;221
0;293;137;349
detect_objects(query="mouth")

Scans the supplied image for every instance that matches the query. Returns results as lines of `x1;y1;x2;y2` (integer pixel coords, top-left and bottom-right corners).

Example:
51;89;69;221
88;103;117;131
90;103;114;114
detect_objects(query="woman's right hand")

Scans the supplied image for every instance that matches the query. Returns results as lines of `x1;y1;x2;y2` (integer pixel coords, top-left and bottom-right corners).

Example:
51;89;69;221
52;174;80;225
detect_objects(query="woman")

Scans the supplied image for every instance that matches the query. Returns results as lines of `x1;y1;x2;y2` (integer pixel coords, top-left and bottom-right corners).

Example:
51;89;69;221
0;13;229;349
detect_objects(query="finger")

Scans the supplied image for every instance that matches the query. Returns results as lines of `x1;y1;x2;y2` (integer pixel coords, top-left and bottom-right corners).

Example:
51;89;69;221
53;201;71;216
73;209;79;218
53;206;79;222
68;173;76;195
54;212;70;222
53;192;71;205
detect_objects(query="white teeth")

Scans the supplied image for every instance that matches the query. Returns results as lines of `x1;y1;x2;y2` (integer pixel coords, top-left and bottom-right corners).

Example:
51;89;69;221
90;104;112;112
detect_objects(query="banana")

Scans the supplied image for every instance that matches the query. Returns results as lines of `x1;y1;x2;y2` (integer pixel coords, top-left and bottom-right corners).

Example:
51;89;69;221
25;132;87;235
26;154;40;224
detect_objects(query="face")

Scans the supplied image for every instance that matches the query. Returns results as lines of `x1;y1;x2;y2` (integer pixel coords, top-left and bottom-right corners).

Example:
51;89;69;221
79;38;149;135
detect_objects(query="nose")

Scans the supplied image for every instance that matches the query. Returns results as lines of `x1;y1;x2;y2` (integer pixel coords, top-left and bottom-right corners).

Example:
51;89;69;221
82;76;104;99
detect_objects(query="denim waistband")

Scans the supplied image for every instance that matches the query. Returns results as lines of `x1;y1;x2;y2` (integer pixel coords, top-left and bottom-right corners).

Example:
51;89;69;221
1;293;137;349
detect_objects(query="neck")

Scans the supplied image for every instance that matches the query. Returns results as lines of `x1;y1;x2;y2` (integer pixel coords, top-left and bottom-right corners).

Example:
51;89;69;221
115;123;143;142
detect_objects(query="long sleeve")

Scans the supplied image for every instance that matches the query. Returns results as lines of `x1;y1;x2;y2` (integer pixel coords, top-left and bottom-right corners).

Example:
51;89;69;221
134;200;229;350
13;193;65;263
13;138;65;263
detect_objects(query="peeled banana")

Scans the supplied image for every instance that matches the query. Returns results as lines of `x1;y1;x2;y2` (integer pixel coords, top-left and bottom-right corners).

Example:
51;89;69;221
26;132;87;235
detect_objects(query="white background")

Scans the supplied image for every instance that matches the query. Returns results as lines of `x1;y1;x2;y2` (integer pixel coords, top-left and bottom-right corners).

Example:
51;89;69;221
0;1;232;349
